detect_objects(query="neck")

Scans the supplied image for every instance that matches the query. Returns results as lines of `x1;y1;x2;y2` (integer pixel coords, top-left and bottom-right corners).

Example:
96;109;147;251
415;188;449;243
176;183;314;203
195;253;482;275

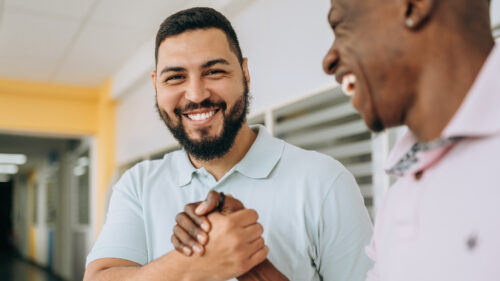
405;33;494;142
189;123;257;181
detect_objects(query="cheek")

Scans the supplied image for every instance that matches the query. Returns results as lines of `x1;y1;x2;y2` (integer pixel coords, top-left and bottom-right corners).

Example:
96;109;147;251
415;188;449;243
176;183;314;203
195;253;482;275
157;89;180;113
207;80;244;107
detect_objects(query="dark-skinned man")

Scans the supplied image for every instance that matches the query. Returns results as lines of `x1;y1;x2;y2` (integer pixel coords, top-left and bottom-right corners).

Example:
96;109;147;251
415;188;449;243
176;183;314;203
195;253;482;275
322;0;498;280
174;0;499;280
84;7;373;281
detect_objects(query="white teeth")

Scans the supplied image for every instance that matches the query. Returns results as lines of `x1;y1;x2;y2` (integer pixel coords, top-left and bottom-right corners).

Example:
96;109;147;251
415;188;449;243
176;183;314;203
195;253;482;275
187;110;215;121
341;73;356;97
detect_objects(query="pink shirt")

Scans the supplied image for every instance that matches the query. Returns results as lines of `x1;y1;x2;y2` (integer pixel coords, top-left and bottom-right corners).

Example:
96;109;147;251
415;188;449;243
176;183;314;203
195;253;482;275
366;44;500;281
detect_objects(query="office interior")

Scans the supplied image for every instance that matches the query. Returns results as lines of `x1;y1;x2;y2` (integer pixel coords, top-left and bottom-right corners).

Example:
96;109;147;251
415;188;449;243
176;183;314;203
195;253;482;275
0;0;499;280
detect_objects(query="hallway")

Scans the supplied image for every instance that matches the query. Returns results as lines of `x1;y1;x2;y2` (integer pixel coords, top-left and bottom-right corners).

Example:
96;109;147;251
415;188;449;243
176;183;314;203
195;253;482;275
0;251;67;281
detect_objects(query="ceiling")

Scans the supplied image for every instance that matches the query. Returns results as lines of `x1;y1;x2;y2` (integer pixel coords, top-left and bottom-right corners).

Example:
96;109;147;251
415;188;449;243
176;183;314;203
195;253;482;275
0;0;235;87
0;0;498;88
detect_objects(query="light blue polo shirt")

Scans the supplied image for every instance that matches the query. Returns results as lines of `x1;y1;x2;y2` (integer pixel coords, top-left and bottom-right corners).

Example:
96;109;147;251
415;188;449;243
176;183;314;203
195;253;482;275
87;125;373;281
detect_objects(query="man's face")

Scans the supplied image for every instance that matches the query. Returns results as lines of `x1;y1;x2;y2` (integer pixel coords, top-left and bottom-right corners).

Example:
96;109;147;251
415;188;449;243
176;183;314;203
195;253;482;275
152;28;250;160
322;0;417;132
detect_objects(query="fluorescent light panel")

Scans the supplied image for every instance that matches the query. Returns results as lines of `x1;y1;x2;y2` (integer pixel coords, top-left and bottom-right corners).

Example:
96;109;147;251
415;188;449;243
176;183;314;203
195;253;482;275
0;153;27;165
0;164;19;174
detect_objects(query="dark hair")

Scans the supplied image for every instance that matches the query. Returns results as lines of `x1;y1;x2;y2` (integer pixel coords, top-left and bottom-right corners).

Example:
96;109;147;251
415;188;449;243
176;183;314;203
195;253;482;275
155;7;243;65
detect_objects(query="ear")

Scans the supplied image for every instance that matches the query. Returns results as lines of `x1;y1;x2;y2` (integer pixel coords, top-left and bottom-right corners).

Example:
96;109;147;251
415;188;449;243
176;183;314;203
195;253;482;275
242;57;251;87
402;0;436;29
151;70;158;92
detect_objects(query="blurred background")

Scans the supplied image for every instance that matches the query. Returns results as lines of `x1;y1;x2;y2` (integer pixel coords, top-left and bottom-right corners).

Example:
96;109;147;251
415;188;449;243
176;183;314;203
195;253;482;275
0;0;499;280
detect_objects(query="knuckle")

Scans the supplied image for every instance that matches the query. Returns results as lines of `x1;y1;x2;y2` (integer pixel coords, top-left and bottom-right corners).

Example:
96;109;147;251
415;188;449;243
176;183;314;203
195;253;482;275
248;209;259;221
173;225;181;235
256;237;265;248
175;212;186;224
187;223;200;236
184;203;195;213
256;223;264;235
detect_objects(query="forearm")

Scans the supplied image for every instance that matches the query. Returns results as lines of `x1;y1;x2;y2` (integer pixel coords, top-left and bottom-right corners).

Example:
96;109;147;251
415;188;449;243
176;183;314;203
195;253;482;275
238;259;289;281
85;251;206;281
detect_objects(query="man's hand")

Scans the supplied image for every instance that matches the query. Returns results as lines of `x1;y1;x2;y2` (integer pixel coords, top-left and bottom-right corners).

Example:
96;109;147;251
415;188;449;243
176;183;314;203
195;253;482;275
172;191;244;256
172;191;290;281
189;209;268;280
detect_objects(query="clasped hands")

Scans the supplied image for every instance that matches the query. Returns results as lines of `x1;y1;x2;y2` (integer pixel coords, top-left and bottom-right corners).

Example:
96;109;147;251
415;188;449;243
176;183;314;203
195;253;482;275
171;191;289;281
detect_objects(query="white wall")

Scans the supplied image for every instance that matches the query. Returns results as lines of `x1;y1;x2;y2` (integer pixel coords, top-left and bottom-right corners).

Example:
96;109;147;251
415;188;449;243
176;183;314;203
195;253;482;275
115;77;177;165
230;0;335;113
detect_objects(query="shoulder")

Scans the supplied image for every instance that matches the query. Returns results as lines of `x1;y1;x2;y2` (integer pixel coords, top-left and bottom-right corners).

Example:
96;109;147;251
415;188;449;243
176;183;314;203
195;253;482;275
113;150;181;196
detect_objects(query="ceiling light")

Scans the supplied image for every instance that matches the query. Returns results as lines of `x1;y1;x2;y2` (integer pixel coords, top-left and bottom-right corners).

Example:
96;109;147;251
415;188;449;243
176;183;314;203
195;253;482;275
0;164;18;174
0;153;27;165
77;156;89;167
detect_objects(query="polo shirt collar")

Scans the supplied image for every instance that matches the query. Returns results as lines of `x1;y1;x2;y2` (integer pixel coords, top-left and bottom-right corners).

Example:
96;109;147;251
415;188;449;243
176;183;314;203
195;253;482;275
234;125;284;179
442;44;500;138
175;149;197;187
385;44;500;176
174;124;284;186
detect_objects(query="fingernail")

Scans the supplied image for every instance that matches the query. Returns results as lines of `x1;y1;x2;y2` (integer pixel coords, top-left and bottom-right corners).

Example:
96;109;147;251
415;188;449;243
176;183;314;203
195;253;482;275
183;247;192;255
201;222;209;232
193;245;202;254
195;203;206;214
197;234;207;244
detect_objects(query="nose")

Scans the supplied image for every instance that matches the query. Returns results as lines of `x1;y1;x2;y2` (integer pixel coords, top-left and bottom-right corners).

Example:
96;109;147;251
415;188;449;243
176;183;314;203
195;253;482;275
322;45;340;75
185;77;210;103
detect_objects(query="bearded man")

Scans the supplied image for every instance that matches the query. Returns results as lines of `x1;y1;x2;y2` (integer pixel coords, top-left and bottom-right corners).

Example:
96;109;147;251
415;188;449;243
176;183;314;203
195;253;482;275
84;7;373;281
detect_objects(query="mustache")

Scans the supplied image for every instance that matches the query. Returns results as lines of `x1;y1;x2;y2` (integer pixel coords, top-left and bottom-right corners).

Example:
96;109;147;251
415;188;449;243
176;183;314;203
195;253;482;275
174;99;227;115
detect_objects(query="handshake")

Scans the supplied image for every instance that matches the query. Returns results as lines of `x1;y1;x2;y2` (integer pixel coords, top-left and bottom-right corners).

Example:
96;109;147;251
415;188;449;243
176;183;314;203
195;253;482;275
171;191;289;281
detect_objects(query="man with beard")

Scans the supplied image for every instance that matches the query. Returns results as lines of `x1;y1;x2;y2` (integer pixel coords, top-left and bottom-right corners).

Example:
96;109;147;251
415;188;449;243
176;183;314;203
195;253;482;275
321;0;498;280
84;7;373;281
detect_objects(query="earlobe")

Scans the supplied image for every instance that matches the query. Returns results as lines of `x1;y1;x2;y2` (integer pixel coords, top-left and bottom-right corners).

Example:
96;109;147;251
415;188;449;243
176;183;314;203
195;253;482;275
403;0;436;29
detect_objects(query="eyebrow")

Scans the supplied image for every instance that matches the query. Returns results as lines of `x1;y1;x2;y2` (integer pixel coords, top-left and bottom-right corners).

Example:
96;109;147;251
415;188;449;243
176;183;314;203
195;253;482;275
202;58;230;68
159;66;186;75
159;58;230;76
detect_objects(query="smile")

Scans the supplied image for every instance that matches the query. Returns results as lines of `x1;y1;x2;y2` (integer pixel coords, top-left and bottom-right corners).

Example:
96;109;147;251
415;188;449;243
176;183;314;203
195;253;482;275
184;109;220;121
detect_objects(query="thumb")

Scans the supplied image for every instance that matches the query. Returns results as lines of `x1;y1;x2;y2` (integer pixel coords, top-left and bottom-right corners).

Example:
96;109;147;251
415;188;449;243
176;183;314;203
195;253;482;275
195;190;221;215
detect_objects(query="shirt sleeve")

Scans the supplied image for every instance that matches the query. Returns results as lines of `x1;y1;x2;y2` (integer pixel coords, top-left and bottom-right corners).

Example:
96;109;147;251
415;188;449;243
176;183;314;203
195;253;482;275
316;169;374;281
86;169;148;267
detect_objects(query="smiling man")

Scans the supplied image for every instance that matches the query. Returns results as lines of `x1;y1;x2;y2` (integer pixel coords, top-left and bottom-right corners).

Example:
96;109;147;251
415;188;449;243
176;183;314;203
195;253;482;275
84;7;373;281
322;0;499;280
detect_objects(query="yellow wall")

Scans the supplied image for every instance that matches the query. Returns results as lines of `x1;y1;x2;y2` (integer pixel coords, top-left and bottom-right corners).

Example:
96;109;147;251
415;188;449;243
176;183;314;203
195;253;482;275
0;79;100;135
0;77;115;236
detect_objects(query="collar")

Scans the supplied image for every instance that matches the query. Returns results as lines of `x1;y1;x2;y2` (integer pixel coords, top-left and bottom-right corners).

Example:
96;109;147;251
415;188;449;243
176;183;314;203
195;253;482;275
174;125;284;186
234;125;284;179
386;44;500;176
442;44;500;138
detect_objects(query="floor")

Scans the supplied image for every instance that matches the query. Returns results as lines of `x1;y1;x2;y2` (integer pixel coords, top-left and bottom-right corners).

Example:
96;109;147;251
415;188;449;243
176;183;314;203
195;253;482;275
0;250;67;281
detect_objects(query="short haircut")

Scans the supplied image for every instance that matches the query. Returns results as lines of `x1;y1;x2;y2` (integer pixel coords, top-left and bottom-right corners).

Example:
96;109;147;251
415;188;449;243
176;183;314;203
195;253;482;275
155;7;243;66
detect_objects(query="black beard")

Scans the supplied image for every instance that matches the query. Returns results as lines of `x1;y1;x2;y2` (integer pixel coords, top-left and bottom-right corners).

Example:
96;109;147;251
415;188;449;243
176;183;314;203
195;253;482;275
156;80;250;161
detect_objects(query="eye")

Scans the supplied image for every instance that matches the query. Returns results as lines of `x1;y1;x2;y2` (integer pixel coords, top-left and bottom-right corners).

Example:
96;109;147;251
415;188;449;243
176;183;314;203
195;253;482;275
205;69;226;77
164;74;185;83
